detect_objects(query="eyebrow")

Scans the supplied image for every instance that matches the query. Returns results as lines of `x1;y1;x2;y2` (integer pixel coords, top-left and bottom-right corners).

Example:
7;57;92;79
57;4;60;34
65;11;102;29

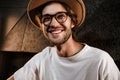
42;11;67;16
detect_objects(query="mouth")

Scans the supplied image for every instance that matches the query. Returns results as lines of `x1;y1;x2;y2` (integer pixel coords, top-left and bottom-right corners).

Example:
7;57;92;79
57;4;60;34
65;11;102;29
51;30;63;34
48;28;65;37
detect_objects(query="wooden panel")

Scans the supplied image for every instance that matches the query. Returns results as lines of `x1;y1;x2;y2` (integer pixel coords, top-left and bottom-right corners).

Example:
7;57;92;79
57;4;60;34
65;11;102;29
0;0;120;61
1;14;49;52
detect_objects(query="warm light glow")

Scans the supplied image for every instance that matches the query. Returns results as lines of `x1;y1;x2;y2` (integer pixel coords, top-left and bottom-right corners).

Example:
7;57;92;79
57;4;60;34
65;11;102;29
5;15;18;36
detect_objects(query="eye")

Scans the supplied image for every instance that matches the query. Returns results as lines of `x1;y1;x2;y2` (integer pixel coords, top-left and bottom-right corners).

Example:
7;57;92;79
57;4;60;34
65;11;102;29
56;13;66;20
42;16;51;23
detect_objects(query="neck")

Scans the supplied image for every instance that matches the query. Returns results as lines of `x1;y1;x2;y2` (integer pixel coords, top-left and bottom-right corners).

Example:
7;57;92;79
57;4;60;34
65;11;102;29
55;36;84;57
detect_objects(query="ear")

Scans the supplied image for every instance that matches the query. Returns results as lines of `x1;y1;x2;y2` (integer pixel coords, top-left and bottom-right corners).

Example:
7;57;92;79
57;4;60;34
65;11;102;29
71;16;77;26
35;15;42;30
71;19;75;28
71;24;75;28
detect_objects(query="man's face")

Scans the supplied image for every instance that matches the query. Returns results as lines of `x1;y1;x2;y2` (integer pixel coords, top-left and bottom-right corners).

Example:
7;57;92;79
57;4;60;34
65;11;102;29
41;3;74;45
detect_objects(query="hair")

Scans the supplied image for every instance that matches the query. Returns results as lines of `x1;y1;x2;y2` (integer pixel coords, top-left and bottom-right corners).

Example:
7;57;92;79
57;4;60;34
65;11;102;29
36;1;78;26
34;1;79;42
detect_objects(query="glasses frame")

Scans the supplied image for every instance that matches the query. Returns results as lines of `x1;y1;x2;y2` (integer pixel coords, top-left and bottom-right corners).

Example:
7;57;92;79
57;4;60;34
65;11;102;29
40;12;70;26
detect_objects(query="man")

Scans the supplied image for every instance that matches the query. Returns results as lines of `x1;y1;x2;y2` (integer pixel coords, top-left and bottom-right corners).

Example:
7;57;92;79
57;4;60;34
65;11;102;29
8;0;120;80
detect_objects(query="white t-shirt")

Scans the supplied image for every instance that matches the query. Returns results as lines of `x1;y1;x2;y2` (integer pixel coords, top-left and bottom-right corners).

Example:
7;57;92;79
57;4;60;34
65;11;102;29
14;44;120;80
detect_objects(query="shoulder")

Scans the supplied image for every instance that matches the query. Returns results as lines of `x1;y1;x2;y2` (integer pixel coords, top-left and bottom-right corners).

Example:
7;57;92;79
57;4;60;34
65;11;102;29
32;46;54;60
85;44;114;62
13;47;54;79
24;46;54;67
86;44;119;69
87;45;120;78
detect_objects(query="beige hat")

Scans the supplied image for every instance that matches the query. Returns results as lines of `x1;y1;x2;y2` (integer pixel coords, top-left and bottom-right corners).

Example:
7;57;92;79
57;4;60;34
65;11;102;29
27;0;86;28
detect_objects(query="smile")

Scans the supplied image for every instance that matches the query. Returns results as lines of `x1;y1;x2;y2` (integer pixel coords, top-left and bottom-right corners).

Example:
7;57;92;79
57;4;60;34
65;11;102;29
51;30;63;34
48;27;65;34
47;28;65;38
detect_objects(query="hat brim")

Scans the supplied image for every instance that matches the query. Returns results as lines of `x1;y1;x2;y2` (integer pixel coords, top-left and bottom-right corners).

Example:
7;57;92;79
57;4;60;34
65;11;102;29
27;0;85;29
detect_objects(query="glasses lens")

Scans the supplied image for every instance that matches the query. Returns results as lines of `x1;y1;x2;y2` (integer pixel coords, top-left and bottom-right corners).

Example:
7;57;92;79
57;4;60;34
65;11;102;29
56;12;67;23
41;12;68;26
42;16;51;26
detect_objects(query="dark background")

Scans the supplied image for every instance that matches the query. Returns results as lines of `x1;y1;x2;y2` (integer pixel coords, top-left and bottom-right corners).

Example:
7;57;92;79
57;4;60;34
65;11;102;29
0;0;120;79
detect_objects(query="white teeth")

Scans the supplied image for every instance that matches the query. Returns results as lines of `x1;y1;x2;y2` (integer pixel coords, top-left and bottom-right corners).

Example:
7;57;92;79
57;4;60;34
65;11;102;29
52;30;62;34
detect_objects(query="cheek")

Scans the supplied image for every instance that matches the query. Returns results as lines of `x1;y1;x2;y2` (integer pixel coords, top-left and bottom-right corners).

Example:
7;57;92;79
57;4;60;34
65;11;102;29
42;29;48;39
65;17;75;28
41;25;47;36
41;24;47;32
42;27;47;34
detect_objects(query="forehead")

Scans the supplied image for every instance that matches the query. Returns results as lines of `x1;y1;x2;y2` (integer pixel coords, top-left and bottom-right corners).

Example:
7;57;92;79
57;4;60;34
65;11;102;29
42;2;67;15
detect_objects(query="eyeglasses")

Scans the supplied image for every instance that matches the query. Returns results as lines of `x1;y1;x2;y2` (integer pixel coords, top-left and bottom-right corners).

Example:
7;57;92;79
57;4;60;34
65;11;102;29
40;12;69;26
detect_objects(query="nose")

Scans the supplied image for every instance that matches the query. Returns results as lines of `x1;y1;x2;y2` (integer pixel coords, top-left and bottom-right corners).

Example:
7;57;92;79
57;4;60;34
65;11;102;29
49;17;60;27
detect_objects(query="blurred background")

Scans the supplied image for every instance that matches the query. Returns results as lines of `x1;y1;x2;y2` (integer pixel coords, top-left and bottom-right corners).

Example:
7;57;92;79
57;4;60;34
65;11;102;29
0;0;120;79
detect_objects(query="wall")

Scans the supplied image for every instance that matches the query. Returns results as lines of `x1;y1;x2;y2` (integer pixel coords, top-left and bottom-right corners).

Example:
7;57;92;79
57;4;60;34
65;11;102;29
0;0;49;52
0;0;120;79
0;0;120;59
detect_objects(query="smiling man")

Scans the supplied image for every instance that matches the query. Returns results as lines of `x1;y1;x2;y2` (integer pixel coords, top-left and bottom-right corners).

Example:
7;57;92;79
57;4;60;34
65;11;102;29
7;0;120;80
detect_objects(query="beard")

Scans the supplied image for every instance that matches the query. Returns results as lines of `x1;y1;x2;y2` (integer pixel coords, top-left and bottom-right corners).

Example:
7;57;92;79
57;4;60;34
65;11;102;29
49;30;71;45
44;25;72;46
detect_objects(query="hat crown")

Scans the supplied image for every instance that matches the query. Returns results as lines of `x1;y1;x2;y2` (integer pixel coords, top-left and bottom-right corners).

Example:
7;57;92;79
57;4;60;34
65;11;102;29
27;0;86;28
